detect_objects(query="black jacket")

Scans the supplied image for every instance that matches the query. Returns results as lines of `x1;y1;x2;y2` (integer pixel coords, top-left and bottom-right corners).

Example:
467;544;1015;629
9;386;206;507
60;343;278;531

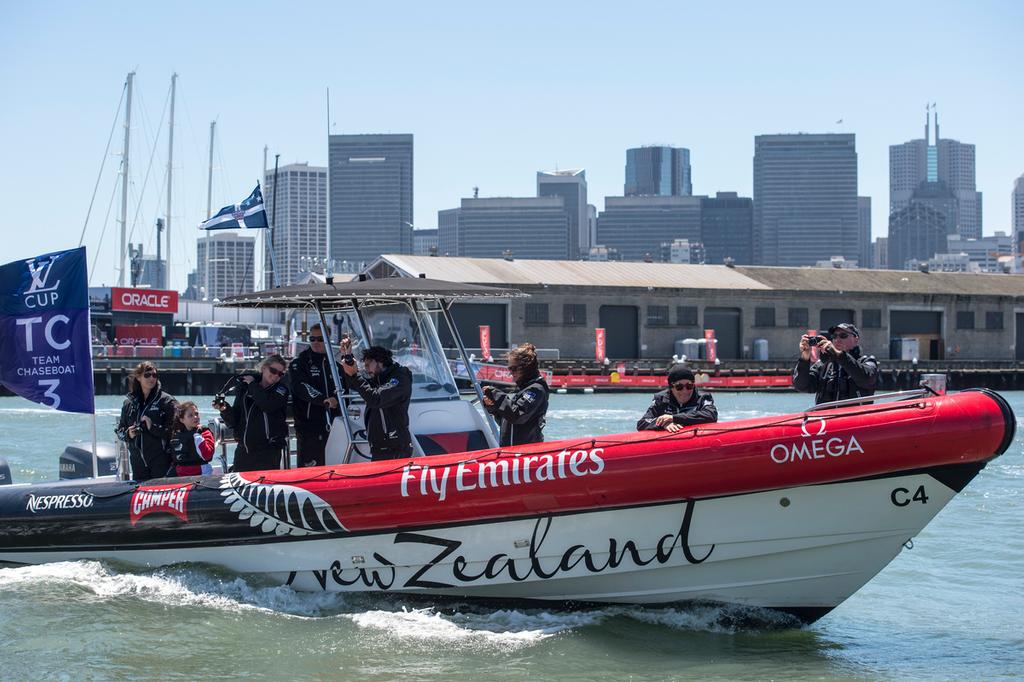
288;348;342;434
793;346;879;405
115;384;177;464
220;378;290;453
485;373;549;447
636;389;718;431
168;426;213;467
346;363;413;457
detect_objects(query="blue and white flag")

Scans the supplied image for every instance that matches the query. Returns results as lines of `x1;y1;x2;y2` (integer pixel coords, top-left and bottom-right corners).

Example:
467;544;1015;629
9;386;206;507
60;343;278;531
0;247;95;414
198;183;269;230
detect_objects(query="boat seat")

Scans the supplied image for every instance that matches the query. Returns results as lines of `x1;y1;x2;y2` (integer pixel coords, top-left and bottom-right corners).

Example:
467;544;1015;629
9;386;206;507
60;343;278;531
416;430;490;456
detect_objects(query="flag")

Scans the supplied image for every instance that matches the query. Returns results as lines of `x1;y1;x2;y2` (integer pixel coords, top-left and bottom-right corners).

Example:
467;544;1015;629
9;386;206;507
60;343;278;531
198;183;269;230
0;247;95;414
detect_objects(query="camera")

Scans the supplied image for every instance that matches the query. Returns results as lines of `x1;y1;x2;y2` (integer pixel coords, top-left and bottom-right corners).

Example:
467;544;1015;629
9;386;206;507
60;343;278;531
212;393;230;409
805;333;831;345
342;353;356;367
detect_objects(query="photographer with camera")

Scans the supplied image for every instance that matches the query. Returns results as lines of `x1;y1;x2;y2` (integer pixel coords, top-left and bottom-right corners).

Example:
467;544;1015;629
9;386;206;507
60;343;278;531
793;323;878;405
481;343;549;447
215;354;290;472
341;345;413;461
115;361;178;481
287;324;344;467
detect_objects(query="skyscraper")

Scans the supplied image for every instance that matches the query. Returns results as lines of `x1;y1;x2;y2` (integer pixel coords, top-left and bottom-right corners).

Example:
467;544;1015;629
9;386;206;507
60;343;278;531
888;203;949;271
438;197;571;260
197;232;256;301
700;192;753;265
263;162;327;287
1013;175;1024;256
624;146;692;197
328;134;413;266
858;197;872;267
537;169;588;258
889;109;982;239
753;133;859;266
596;196;702;262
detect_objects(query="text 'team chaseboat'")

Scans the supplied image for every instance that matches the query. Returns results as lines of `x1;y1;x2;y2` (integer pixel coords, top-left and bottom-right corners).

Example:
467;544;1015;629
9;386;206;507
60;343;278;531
0;277;1015;624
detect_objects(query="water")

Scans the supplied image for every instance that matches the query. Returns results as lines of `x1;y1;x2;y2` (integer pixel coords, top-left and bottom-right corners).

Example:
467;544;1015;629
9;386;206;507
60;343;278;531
1;392;1022;680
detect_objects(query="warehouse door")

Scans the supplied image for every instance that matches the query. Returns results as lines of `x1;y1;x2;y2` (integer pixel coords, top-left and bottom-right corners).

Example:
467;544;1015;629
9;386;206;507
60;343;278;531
599;305;639;358
889;310;943;360
1017;313;1024;361
704;307;742;359
440;303;508;350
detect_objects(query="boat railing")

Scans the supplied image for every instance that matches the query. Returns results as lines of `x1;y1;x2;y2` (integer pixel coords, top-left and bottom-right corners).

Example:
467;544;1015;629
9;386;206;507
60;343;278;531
805;387;937;413
92;344;263;360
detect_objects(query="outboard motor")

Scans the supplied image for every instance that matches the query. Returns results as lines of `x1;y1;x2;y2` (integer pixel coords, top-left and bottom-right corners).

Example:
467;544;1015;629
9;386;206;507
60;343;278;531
59;442;118;479
0;456;11;485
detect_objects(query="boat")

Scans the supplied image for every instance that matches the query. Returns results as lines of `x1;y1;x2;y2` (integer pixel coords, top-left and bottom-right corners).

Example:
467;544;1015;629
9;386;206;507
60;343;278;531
0;277;1015;624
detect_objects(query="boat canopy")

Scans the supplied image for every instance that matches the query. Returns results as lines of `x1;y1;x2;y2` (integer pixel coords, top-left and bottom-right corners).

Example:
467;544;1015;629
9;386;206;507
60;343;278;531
217;277;527;310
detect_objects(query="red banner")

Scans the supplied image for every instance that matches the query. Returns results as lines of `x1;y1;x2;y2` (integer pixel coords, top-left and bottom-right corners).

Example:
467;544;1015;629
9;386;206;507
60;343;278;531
704;329;717;363
114;324;163;346
595;328;606;361
111;287;178;314
479;325;492;362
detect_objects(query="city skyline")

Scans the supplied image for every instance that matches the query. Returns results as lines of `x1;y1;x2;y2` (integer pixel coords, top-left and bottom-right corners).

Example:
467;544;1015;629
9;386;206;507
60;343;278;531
2;2;1021;290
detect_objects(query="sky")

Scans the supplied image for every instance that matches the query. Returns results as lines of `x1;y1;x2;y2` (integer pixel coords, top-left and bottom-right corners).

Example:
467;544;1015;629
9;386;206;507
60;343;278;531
2;0;1022;292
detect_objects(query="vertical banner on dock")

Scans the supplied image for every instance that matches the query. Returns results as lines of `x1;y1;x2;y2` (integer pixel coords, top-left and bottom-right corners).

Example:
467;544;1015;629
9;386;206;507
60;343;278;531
479;325;492;362
0;247;95;414
595;328;606;361
704;329;717;363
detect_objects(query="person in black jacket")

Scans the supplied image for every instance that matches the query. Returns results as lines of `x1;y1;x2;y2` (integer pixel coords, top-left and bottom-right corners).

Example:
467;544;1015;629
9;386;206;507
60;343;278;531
482;343;549;447
288;324;343;467
341;345;413;461
115;362;178;481
216;354;290;472
793;323;879;405
637;365;717;432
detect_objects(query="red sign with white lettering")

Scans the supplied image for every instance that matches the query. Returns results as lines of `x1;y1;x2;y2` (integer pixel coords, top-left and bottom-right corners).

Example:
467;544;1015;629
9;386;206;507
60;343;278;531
479;325;492;361
111;287;178;314
595;328;606;361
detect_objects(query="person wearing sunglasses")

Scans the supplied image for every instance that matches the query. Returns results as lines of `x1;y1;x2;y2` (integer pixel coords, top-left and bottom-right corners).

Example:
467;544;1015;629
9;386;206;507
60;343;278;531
114;361;178;480
216;354;290;471
794;322;878;405
637;365;717;433
288;324;344;467
482;343;550;447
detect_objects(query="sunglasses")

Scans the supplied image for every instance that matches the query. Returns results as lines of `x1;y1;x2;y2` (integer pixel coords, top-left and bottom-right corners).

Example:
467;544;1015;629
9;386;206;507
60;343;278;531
142;371;158;379
672;381;695;391
507;364;524;372
265;366;285;377
834;332;854;340
309;335;324;342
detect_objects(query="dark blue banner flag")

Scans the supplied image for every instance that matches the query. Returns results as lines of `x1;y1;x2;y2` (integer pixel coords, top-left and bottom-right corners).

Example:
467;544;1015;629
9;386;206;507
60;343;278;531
0;247;95;414
198;183;269;230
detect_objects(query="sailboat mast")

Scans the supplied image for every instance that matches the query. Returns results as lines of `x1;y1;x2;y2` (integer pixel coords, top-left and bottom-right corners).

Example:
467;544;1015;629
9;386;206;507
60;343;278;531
165;73;176;290
204;120;215;300
118;71;134;287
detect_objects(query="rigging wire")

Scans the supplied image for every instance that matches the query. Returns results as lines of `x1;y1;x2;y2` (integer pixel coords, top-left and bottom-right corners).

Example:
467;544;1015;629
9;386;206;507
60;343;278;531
124;85;170;266
79;83;126;248
89;175;122;285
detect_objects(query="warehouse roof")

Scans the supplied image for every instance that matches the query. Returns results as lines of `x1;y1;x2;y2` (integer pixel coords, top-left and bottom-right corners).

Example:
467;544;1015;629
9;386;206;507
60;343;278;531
372;255;1024;297
373;255;770;290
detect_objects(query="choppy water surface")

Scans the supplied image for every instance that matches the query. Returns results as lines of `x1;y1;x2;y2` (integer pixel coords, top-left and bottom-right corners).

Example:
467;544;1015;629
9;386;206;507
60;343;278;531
0;391;1021;680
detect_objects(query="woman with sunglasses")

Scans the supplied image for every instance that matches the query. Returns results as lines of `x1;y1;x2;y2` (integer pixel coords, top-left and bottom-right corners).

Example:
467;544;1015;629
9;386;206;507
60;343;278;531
215;354;290;472
482;343;550;447
114;362;178;480
637;365;717;433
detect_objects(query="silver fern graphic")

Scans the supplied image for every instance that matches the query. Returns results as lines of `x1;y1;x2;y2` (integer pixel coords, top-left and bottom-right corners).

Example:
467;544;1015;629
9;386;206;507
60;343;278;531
219;473;346;536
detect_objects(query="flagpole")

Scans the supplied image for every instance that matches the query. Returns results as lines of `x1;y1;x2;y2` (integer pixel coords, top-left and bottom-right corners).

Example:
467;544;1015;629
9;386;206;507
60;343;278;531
269;156;281;288
86;247;99;479
205;120;216;303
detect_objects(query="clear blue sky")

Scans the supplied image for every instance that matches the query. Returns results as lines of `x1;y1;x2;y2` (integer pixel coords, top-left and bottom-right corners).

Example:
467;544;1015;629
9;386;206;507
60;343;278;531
2;0;1021;291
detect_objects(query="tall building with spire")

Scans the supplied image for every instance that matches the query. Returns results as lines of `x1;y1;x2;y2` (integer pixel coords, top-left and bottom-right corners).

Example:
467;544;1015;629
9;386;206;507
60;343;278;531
889;107;982;239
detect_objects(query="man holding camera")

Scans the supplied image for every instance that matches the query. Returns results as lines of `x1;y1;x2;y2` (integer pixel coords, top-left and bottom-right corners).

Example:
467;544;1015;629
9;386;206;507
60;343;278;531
288;324;343;467
793;323;879;405
341;344;414;461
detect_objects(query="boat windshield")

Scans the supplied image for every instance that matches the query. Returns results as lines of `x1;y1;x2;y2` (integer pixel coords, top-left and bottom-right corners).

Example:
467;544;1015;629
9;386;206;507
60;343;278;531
337;303;458;400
